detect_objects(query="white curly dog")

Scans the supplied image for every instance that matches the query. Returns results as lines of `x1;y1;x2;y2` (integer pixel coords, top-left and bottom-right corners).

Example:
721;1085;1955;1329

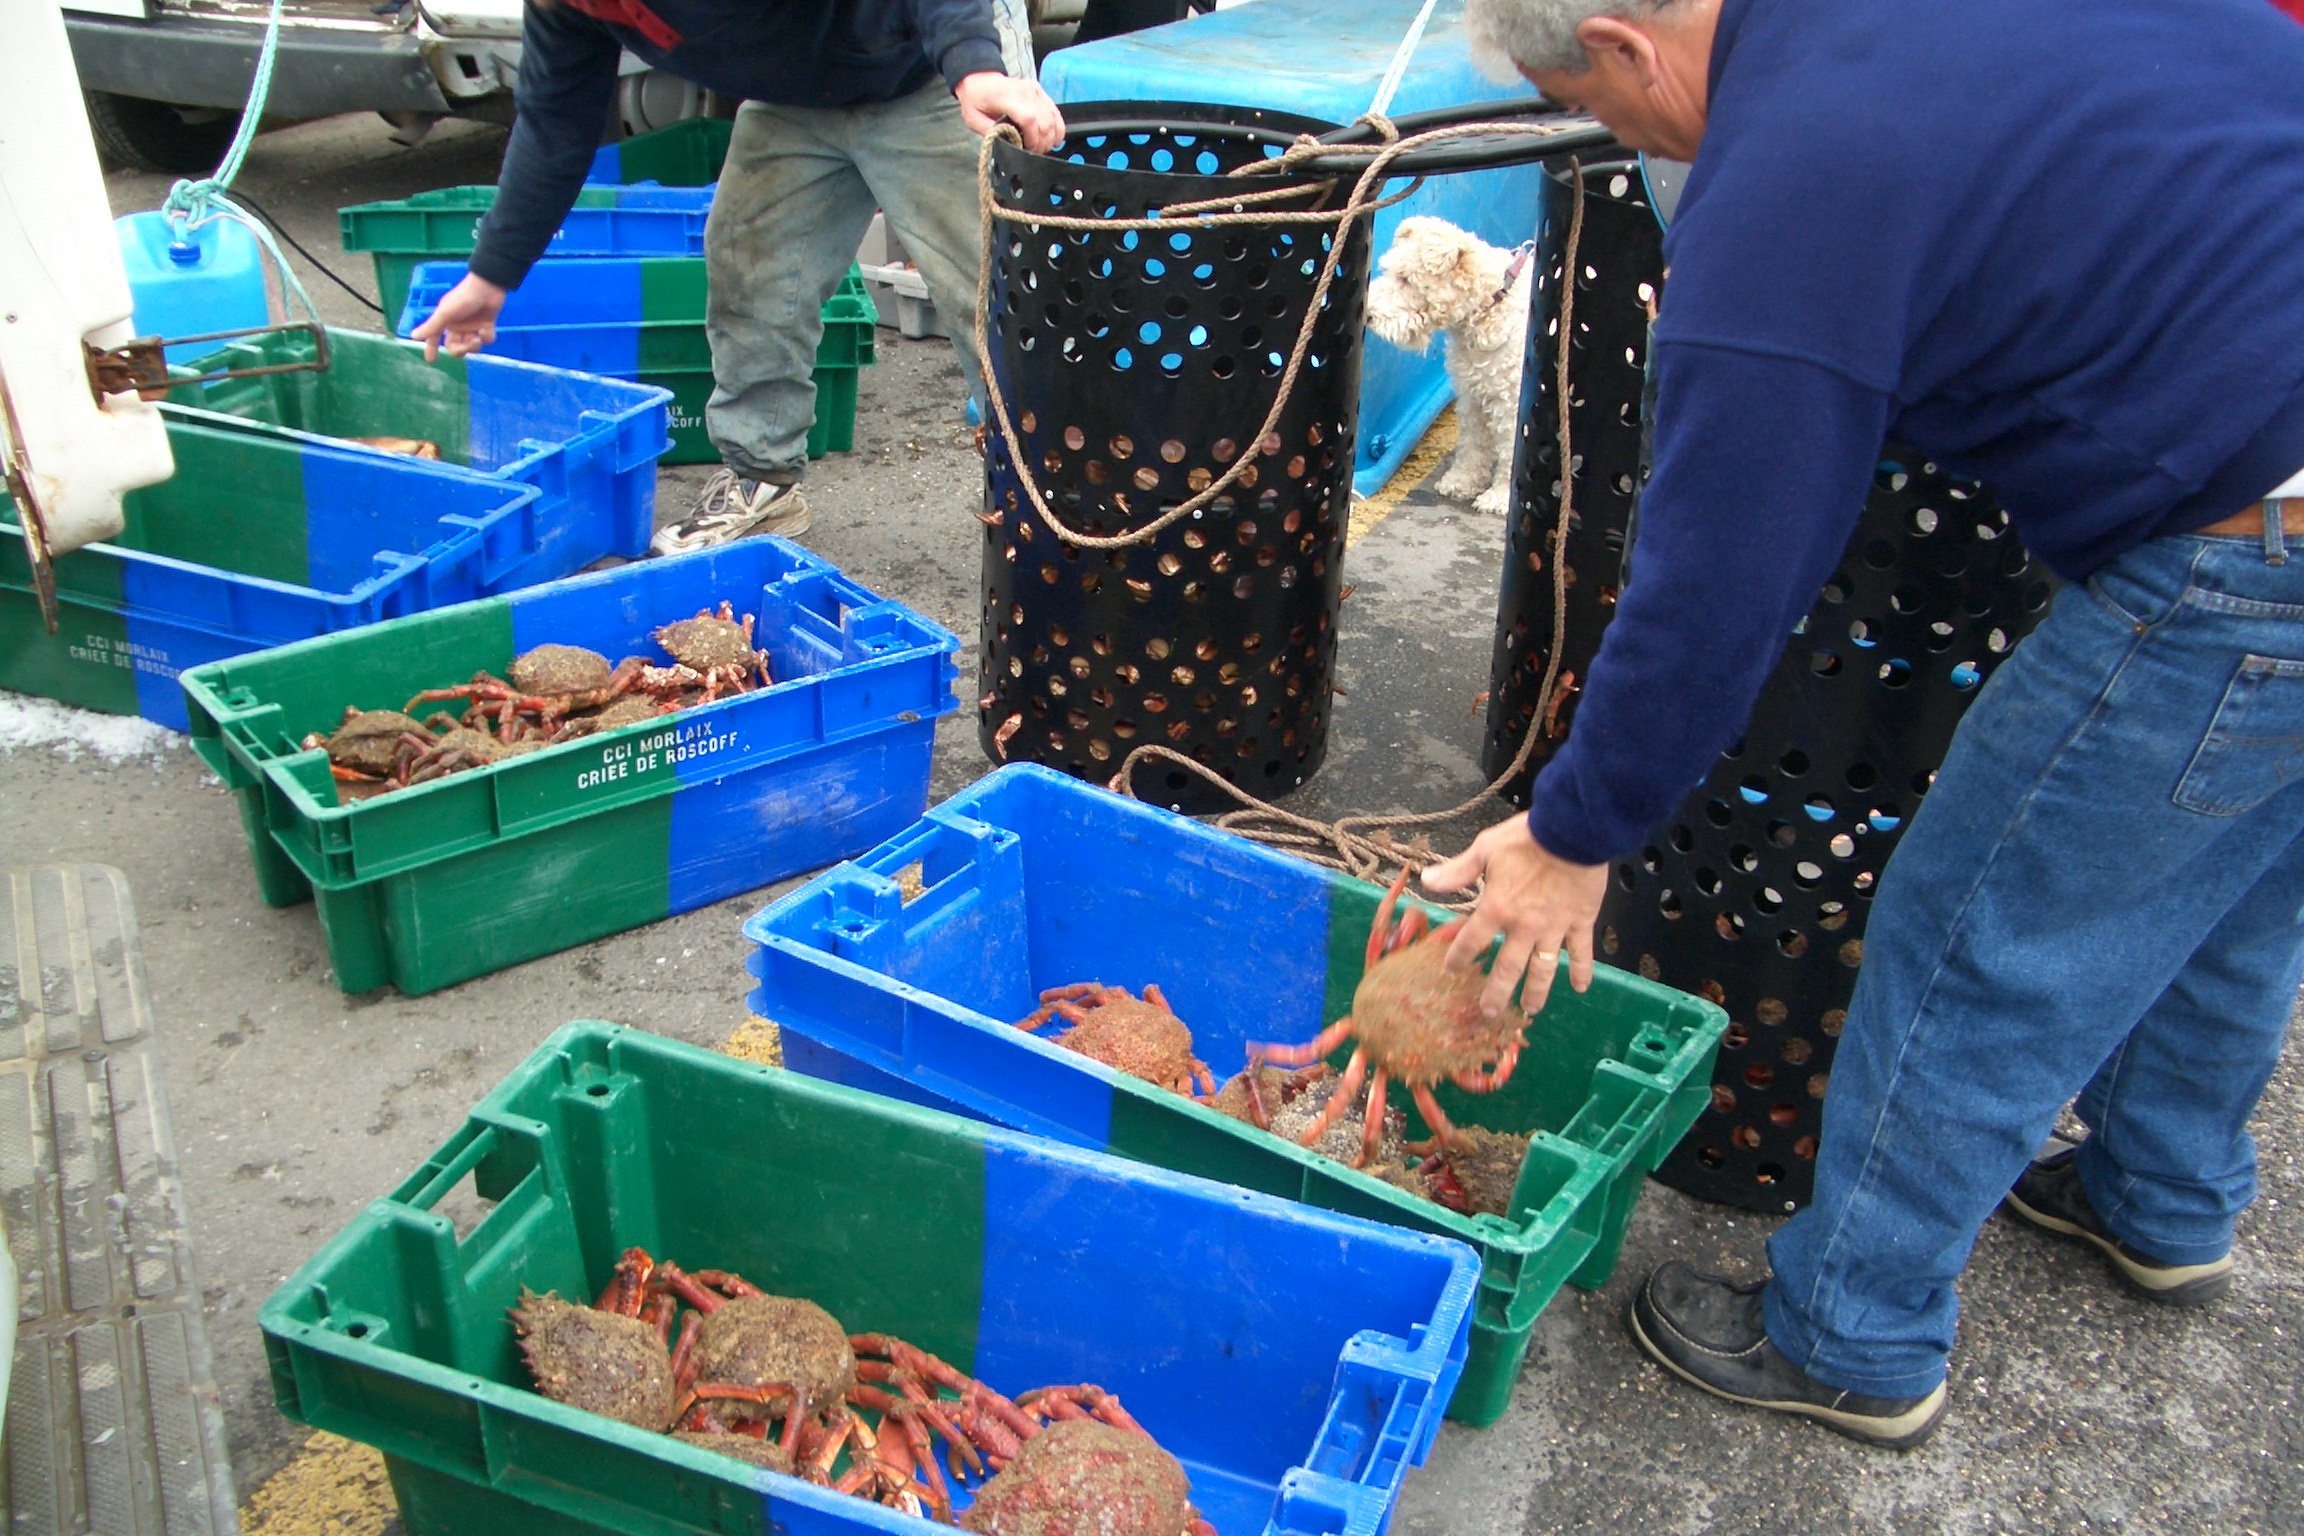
1364;214;1536;515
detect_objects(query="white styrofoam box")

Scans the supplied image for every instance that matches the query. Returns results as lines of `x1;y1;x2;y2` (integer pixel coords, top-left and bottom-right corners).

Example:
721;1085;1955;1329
856;211;910;270
859;262;950;341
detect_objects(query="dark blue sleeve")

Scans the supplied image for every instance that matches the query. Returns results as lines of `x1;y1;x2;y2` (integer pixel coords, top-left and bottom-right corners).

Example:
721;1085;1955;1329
906;0;1005;89
1524;340;1892;866
468;0;622;291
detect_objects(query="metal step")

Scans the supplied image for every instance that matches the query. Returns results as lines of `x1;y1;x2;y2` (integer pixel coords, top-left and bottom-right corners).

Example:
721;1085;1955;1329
0;865;237;1534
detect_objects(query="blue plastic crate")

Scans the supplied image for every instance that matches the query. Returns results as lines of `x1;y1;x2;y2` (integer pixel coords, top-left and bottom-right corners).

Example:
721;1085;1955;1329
1041;0;1548;497
262;1022;1478;1536
181;539;962;995
743;763;1729;1426
168;328;671;590
1;414;542;732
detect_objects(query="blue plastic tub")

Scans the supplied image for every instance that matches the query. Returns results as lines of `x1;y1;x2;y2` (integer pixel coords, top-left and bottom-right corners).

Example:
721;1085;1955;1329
743;763;1729;1425
1041;0;1549;497
167;328;671;589
262;1021;1477;1536
0;415;542;732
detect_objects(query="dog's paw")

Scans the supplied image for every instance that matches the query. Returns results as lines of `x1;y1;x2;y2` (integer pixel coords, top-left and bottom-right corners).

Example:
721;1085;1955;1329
1436;464;1487;500
1474;484;1513;516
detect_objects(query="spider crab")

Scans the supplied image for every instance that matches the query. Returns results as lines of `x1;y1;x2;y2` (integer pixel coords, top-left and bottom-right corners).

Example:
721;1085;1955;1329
1248;867;1524;1168
1016;983;1217;1098
961;1417;1218;1536
652;602;772;700
610;1249;1044;1522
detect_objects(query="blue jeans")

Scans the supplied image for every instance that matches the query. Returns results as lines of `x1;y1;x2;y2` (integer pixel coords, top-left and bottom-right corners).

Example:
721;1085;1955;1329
703;85;989;483
1763;517;2304;1399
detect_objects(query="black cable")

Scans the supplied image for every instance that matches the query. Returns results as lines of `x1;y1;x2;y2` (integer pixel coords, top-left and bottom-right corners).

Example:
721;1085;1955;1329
227;192;387;316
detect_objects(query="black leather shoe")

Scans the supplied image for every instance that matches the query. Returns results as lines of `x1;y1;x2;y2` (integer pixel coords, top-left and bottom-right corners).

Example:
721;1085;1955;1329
1627;1260;1948;1450
2002;1143;2234;1307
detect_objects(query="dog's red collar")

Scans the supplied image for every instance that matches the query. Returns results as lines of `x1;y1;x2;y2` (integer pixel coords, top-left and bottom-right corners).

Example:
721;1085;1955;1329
1472;239;1537;323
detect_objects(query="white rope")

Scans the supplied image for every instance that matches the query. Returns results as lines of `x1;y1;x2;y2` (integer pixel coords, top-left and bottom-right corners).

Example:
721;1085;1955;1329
1367;0;1444;121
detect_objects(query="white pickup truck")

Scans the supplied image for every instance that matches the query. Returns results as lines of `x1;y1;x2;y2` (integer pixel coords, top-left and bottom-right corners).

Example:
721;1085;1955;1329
62;0;530;172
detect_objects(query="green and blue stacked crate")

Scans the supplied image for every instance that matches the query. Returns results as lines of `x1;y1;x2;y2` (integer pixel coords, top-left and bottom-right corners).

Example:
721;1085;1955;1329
339;184;715;331
261;1021;1480;1536
181;539;959;996
0;415;546;731
585;117;734;186
744;763;1731;1426
395;258;877;464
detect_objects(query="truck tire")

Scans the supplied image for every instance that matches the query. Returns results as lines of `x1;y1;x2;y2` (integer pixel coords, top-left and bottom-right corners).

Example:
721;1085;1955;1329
84;91;243;175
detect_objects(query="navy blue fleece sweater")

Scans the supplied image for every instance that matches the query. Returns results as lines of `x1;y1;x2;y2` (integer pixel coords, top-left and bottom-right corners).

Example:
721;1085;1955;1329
1527;0;2304;867
469;0;1003;288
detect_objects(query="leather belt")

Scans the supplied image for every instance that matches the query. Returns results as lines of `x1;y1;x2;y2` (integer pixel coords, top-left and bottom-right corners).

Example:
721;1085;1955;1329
2195;498;2304;538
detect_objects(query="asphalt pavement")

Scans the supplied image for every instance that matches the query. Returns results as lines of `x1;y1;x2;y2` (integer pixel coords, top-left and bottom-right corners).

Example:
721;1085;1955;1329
2;111;2293;1536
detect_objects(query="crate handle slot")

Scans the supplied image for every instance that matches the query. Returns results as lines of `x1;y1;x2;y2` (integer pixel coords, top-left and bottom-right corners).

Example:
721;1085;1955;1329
403;1124;499;1212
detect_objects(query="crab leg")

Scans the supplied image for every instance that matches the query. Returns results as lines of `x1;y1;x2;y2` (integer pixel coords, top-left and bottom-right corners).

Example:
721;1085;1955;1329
1253;1016;1355;1069
1360;1068;1392;1168
1366;867;1413;969
1015;1384;1148;1437
1451;1044;1522;1095
647;1260;729;1315
597;1246;656;1315
691;1268;764;1299
853;1375;985;1479
669;1310;702;1380
1409;1080;1469;1151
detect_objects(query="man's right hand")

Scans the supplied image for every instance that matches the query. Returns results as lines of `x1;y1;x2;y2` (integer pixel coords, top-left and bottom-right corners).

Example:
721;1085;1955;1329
408;272;509;363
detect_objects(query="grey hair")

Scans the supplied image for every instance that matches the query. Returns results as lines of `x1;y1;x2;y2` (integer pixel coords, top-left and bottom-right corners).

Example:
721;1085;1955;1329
1464;0;1679;77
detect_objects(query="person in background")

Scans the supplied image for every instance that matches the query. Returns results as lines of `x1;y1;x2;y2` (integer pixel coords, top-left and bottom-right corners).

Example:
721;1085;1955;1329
412;0;1064;555
1427;0;2304;1448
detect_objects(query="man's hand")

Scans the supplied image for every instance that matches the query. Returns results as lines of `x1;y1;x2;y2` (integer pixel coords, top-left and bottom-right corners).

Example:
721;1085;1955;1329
955;71;1066;153
1422;813;1609;1020
408;272;509;363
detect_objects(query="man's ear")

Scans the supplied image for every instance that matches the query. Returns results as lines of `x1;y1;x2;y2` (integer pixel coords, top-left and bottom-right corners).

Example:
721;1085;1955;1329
1575;15;1664;87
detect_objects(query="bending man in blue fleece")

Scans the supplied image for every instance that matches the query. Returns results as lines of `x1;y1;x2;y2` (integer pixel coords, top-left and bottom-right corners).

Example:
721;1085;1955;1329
411;0;1064;554
1429;0;2304;1446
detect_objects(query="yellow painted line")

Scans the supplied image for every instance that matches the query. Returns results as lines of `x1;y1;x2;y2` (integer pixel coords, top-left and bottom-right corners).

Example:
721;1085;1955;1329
1347;405;1457;550
239;1432;396;1536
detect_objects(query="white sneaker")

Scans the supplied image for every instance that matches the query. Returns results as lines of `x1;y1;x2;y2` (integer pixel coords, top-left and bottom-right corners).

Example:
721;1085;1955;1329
649;468;811;556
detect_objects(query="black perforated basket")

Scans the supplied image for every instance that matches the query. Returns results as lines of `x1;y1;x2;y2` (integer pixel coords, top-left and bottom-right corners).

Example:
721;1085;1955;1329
1483;164;2053;1212
977;102;1369;811
1481;160;1663;797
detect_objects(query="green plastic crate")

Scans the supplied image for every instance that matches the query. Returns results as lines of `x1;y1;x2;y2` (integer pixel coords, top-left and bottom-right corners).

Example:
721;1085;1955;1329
745;764;1732;1426
261;1022;1482;1536
586;117;733;186
181;540;957;995
393;259;876;464
340;185;714;326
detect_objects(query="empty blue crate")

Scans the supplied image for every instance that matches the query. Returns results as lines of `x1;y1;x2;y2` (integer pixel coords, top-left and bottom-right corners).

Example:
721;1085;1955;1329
743;763;1729;1426
169;327;671;586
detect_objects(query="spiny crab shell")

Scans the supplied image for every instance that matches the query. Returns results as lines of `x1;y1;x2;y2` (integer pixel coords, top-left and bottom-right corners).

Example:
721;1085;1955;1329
688;1293;856;1421
653;602;767;676
670;1430;796;1474
510;1288;675;1432
959;1419;1204;1536
308;707;424;778
508;643;617;698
